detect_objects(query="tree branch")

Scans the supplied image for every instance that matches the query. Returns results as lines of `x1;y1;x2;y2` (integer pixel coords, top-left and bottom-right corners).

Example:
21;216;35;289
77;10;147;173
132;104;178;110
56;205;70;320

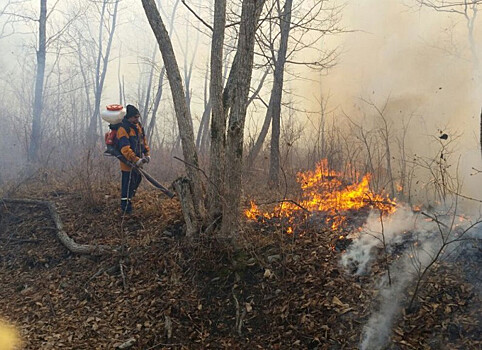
181;0;213;31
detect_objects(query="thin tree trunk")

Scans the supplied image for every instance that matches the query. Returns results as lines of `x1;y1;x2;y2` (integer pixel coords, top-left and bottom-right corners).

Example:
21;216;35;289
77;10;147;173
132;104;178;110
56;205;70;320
199;54;231;155
118;45;123;105
28;0;47;162
268;0;292;186
245;68;271;167
147;67;165;141
197;100;212;151
221;0;266;237
196;62;211;151
88;0;119;144
142;45;158;123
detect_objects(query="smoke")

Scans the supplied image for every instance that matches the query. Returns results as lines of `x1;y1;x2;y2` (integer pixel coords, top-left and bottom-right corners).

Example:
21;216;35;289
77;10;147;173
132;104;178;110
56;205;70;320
341;204;481;349
359;266;412;350
312;0;482;156
457;149;482;216
341;205;434;274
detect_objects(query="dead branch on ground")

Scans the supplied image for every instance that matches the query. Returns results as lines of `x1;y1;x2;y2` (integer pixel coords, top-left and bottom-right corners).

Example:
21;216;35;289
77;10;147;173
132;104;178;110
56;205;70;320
1;198;116;255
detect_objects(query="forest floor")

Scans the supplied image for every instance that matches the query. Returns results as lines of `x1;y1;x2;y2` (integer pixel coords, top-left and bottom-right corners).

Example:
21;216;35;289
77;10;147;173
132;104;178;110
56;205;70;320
0;175;480;349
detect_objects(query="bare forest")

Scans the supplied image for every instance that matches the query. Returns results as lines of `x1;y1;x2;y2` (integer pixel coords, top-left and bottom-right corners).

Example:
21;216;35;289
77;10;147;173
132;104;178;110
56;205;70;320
0;0;481;349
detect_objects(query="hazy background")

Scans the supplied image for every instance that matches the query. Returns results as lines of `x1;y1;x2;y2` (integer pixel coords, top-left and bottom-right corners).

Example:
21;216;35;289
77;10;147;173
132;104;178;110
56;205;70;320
0;0;480;205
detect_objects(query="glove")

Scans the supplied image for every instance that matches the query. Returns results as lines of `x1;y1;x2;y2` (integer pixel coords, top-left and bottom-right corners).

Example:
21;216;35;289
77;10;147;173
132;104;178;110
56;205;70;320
144;155;151;163
135;158;146;168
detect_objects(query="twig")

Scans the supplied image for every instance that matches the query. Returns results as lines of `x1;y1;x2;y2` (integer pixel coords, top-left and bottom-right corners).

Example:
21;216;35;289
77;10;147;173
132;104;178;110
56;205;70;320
203;215;222;235
232;288;246;336
116;338;136;349
420;211;449;228
173;156;208;180
85;265;116;287
119;260;127;290
254;199;311;213
446;188;482;203
164;315;173;340
181;0;213;31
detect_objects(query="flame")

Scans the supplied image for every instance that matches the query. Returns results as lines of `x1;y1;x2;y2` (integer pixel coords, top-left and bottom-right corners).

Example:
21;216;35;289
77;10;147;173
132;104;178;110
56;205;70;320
245;159;397;232
244;201;263;220
412;205;422;212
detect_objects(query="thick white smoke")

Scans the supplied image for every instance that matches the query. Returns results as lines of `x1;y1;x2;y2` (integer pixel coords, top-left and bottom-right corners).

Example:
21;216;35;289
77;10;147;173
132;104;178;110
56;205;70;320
340;205;435;274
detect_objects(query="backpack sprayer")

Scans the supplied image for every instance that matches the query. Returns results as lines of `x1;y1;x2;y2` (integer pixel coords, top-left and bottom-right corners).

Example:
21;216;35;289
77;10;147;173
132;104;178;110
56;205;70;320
101;105;175;199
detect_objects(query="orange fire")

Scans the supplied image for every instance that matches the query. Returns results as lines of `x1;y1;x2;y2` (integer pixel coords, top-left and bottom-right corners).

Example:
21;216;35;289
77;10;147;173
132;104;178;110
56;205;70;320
245;159;397;231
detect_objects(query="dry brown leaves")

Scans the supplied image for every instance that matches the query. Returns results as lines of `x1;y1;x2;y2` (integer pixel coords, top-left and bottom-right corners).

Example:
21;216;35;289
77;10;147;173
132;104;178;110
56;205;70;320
0;181;480;349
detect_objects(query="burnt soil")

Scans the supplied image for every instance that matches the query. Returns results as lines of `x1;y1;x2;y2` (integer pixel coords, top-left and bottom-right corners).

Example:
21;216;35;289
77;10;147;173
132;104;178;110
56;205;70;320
0;181;480;349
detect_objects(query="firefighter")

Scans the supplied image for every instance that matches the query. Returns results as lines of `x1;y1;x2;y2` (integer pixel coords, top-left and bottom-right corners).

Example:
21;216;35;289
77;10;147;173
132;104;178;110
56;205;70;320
117;105;150;214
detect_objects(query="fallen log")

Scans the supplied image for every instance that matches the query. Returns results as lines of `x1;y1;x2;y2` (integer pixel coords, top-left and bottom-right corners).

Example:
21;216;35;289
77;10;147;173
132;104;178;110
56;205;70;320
1;198;115;255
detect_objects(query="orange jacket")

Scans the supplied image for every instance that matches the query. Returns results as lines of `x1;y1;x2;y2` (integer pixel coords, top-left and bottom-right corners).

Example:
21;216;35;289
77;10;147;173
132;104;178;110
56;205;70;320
116;120;150;171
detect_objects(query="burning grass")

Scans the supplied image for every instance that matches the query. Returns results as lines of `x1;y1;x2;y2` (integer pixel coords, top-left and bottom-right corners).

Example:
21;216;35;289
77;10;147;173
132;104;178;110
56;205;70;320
245;159;397;233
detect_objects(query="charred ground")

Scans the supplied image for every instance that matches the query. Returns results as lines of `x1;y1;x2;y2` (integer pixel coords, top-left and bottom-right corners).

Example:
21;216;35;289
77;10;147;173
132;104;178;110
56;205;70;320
0;178;480;349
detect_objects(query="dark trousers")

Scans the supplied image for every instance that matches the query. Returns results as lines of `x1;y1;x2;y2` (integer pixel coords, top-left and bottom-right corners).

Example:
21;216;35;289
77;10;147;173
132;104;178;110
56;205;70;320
121;170;142;213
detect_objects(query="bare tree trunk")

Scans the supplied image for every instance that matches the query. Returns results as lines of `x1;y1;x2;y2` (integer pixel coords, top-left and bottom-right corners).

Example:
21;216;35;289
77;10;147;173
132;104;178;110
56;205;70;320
147;67;165;141
197;100;212;151
87;0;119;144
207;0;227;222
142;0;206;228
77;36;93;122
142;45;158;122
196;62;211;152
245;68;271;167
221;0;266;237
183;23;198;118
146;0;179;142
118;45;124;105
199;54;231;155
268;0;293;186
28;0;47;162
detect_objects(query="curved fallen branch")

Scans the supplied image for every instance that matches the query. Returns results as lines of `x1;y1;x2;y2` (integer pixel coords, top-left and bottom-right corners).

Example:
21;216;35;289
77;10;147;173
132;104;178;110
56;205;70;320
1;198;116;255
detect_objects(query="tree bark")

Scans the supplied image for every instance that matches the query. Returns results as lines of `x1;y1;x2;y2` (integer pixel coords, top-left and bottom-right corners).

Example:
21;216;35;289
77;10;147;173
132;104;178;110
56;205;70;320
268;0;293;186
28;0;47;162
207;0;227;221
142;0;206;230
221;0;266;237
172;178;199;236
196;100;212;152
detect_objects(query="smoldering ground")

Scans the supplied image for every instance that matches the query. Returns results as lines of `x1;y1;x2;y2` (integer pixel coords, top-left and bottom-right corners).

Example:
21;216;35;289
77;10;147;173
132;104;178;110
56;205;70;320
341;202;481;349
